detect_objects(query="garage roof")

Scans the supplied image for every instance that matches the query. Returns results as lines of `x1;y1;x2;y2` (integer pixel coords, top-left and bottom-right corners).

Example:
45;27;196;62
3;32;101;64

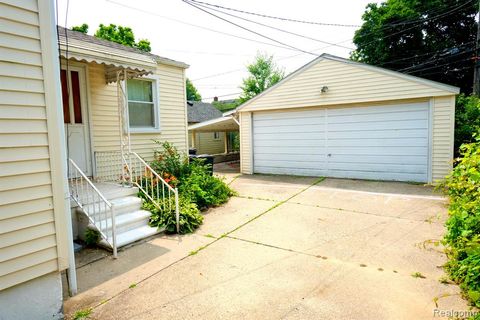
237;53;460;113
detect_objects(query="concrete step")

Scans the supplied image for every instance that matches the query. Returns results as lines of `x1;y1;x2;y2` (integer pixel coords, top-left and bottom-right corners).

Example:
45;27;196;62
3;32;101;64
99;184;139;201
71;183;139;207
89;210;152;234
99;225;163;249
79;196;142;218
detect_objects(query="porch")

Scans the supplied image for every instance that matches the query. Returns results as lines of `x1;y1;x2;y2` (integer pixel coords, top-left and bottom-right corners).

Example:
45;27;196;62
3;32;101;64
57;27;187;296
188;114;240;163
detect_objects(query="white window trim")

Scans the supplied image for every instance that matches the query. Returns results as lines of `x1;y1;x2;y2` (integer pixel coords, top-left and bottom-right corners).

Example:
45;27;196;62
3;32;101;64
213;131;221;140
126;75;161;133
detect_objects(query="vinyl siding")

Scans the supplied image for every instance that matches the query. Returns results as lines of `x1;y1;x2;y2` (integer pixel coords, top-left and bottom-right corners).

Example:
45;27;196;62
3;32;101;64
192;132;225;155
0;0;62;291
241;96;456;182
240;112;253;174
240;58;454;112
88;62;188;161
431;96;455;182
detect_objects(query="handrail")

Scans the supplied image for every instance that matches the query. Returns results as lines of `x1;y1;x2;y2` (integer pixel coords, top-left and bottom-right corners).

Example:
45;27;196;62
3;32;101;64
129;152;176;192
126;152;180;233
69;159;117;257
94;151;180;233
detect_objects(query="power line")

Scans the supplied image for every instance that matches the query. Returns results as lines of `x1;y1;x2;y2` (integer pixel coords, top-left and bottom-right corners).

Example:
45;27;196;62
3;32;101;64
416;65;473;77
378;41;475;67
202;92;242;100
354;0;475;46
106;0;307;52
191;1;355;50
183;0;318;56
397;47;476;72
185;0;360;27
192;0;475;81
383;0;475;28
405;57;473;74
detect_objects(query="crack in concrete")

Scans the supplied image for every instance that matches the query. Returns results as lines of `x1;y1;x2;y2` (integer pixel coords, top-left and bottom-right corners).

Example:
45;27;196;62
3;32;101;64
83;178;324;316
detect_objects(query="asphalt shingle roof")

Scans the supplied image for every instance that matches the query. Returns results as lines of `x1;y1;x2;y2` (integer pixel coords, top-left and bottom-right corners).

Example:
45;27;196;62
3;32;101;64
187;101;223;123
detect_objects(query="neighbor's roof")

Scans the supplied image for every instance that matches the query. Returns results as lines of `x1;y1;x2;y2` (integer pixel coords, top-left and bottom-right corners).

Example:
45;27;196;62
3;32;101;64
236;53;460;112
187;101;223;123
57;26;189;69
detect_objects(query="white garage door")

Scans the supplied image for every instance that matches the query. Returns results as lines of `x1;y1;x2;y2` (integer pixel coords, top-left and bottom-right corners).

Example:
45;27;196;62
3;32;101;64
253;102;430;182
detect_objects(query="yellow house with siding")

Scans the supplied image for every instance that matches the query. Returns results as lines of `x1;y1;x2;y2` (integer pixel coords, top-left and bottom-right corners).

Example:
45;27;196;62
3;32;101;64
0;1;189;318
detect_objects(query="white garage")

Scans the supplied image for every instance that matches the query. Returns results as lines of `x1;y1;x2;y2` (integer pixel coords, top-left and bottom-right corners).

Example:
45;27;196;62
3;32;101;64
238;54;459;183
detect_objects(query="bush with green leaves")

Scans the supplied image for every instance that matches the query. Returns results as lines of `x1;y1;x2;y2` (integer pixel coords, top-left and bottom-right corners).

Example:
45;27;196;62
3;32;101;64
179;160;236;209
441;138;480;308
151;141;190;181
143;197;203;234
84;228;100;247
142;141;235;234
455;94;480;154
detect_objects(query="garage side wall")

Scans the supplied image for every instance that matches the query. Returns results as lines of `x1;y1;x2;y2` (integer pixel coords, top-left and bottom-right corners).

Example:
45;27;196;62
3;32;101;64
431;95;455;182
240;112;253;174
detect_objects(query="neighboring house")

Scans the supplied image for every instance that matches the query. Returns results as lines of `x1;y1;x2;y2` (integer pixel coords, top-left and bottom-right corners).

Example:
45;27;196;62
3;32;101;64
1;1;73;318
237;54;459;183
187;100;227;154
0;1;189;318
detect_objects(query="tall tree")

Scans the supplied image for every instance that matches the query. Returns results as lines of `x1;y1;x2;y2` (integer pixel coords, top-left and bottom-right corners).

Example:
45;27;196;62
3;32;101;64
186;78;202;101
240;53;284;103
352;0;477;93
94;24;151;52
71;23;88;34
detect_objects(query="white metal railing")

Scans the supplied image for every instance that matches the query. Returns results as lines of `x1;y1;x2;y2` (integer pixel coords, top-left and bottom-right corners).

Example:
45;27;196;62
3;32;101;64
69;159;117;257
95;151;180;233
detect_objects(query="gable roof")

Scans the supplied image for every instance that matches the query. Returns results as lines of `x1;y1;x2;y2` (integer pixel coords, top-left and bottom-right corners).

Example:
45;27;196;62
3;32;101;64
236;53;459;112
57;26;189;69
187;101;223;123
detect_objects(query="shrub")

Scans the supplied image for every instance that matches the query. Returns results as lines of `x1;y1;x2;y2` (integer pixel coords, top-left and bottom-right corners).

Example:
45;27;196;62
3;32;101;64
455;94;480;154
442;139;480;308
179;160;236;209
84;228;100;247
143;197;203;234
142;141;235;234
151;141;190;180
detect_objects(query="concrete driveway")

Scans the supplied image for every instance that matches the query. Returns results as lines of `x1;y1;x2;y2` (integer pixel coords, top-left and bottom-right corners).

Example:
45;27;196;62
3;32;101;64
65;175;468;320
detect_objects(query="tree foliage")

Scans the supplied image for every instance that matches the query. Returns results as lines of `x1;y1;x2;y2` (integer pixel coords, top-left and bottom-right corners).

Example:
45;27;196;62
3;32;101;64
71;23;88;34
240;53;284;103
212;100;240;112
94;24;151;52
352;0;477;93
186;78;202;101
455;94;480;153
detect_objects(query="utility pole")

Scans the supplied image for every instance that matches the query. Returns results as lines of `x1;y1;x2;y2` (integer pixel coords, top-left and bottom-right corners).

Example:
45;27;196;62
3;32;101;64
474;0;480;95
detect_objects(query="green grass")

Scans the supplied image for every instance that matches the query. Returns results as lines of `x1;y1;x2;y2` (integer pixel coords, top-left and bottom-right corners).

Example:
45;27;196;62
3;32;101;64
73;308;92;320
411;272;426;279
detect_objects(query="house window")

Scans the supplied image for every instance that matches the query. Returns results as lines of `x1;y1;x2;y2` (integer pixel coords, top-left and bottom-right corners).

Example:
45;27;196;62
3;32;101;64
127;79;158;130
213;132;221;140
